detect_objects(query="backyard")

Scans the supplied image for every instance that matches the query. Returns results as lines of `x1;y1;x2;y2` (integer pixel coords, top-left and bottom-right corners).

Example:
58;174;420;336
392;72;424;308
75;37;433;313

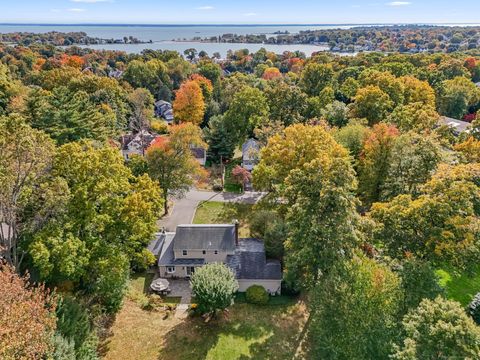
102;273;308;360
437;266;480;306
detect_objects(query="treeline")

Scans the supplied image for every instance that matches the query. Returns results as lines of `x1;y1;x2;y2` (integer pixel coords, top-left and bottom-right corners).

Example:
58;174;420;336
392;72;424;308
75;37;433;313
0;39;480;358
197;25;480;53
0;31;144;46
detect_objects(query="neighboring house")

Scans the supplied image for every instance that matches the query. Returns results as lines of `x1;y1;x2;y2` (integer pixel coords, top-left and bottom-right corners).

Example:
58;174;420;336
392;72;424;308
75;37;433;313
437;116;472;136
108;69;124;79
475;82;480;88
151;224;282;294
119;130;159;161
190;146;207;166
242;139;261;171
154;100;174;124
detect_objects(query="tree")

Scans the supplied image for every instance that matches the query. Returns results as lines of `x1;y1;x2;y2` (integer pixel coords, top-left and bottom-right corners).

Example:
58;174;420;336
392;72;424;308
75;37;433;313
350;85;394;125
393;297;480;359
370;164;480;269
147;124;205;214
173;80;205;125
262;67;282;80
264;82;307;126
0;263;57;359
204;115;237;163
0;116;55;269
231;165;252;192
300;63;334;96
184;48;198;61
387;102;440;132
381;132;442;200
224;86;269;143
123;59;170;98
400;76;436;107
359;69;405;106
455;136;480;163
198;61;222;85
322;100;349;127
190;263;238;317
358;123;399;205
283;155;360;288
333;120;371;159
439;76;480;119
309;257;401;359
128;88;155;133
28;142;162;311
254;124;348;194
398;257;443;316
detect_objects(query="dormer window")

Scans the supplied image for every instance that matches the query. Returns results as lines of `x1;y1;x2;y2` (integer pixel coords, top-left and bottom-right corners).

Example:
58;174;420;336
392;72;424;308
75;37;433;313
183;250;188;256
214;250;218;255
202;250;206;255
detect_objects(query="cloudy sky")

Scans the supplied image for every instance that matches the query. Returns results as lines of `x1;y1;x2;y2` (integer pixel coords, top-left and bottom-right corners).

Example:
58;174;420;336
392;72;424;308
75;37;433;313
1;0;479;24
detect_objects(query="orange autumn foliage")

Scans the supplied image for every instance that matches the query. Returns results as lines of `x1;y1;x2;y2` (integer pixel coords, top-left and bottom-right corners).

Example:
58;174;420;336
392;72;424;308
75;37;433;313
0;264;56;359
59;54;84;69
262;67;282;80
173;80;205;125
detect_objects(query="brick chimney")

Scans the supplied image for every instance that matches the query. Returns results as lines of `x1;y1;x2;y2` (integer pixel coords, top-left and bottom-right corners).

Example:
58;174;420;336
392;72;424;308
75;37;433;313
233;219;239;247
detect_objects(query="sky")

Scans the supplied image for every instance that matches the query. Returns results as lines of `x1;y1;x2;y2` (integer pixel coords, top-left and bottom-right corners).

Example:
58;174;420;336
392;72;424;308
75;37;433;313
0;0;480;25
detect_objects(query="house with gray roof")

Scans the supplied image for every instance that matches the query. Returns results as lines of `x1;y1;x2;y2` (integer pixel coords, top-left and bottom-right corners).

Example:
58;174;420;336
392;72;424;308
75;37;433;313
119;130;159;160
151;224;282;294
242;138;261;171
154;100;174;124
437;116;472;135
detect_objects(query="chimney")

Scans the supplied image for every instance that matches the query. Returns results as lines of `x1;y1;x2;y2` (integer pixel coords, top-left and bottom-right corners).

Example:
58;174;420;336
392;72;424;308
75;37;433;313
233;219;239;246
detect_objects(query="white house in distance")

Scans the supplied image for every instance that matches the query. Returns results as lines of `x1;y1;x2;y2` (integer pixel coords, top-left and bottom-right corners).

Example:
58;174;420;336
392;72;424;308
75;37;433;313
148;223;282;294
242;138;261;171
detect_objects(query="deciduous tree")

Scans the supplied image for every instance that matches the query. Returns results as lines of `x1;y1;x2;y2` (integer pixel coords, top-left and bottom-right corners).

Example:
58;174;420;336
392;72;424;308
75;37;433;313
173;80;205;125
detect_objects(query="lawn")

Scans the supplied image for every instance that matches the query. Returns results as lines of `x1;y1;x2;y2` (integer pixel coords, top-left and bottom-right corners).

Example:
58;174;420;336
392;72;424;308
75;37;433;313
437;266;480;306
193;201;253;238
159;302;307;360
102;272;308;360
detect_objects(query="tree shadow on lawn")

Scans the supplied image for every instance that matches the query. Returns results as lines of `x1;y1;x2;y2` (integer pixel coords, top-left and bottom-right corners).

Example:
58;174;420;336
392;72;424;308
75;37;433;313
158;303;307;360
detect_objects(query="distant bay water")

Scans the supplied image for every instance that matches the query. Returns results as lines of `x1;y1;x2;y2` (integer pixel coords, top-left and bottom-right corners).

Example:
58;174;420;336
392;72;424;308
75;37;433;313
1;23;479;57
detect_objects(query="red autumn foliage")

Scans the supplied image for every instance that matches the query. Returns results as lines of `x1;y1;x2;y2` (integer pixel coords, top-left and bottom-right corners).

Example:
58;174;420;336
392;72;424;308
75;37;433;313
0;263;57;359
231;165;252;190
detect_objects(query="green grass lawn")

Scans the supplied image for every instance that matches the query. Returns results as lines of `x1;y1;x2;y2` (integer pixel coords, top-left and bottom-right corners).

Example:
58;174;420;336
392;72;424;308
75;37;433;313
193;201;253;238
159;301;307;360
436;266;480;306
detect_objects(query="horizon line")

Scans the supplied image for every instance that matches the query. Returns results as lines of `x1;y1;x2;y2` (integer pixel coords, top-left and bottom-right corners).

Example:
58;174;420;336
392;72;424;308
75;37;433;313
0;22;479;27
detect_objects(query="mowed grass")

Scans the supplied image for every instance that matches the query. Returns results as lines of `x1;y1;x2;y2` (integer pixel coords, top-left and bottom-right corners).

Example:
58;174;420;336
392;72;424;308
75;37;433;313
102;275;308;360
193;201;253;238
437;266;480;306
158;301;307;360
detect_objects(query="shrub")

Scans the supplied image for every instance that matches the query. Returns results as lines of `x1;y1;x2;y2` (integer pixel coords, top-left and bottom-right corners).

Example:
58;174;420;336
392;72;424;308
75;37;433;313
190;263;238;316
52;333;76;360
468;292;480;325
56;296;91;350
246;285;269;305
212;179;223;192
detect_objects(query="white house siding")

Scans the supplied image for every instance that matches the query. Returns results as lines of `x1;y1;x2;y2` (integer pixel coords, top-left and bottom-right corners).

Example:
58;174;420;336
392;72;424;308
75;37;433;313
237;279;282;295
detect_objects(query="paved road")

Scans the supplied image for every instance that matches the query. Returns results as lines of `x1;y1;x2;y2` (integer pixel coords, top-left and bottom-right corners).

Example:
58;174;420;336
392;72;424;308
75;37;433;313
158;189;265;232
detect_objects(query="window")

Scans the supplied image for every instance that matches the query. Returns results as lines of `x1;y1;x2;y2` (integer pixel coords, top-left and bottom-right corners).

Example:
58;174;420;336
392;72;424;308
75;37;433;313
214;250;218;255
202;250;206;255
166;266;175;274
182;250;187;256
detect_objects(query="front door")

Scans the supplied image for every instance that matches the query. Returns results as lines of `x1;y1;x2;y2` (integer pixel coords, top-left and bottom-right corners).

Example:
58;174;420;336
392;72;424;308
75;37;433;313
186;267;195;277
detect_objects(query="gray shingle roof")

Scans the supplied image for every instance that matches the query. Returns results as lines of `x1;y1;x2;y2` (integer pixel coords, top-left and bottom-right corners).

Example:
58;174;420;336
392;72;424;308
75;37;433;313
173;224;236;252
227;238;282;280
437;116;472;134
